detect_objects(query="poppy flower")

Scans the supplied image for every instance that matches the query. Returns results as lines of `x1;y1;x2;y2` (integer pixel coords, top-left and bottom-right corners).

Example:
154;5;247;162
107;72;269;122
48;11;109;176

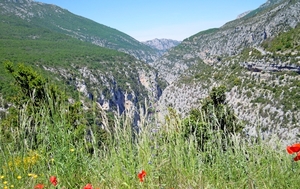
286;143;300;154
50;176;58;186
34;184;44;189
287;143;300;161
294;152;300;161
137;170;146;182
83;183;93;189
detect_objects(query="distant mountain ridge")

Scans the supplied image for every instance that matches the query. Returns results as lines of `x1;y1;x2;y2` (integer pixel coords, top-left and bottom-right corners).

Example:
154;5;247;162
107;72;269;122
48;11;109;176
0;0;159;62
142;38;181;55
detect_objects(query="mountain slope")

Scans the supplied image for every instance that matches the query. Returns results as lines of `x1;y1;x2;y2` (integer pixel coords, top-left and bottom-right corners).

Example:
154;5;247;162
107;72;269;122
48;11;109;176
0;0;159;62
153;0;300;143
152;0;300;83
0;5;166;115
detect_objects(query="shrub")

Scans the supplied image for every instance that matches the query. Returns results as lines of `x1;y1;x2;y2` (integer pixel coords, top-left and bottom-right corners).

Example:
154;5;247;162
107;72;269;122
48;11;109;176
183;85;244;153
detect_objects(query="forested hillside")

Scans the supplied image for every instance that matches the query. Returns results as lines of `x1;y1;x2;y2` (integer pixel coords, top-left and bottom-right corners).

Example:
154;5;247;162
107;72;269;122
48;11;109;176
0;0;160;62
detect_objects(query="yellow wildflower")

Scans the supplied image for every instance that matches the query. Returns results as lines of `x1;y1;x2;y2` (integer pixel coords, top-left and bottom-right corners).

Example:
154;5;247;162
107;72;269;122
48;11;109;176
17;176;21;180
3;181;8;185
70;148;75;152
10;185;14;188
4;151;40;172
0;175;4;179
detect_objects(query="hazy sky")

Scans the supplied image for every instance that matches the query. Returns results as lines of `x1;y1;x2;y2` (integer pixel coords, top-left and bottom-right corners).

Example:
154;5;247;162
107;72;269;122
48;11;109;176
35;0;267;41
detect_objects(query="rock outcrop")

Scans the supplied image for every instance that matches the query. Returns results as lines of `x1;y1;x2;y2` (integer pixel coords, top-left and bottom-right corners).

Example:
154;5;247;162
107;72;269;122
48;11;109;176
142;38;181;56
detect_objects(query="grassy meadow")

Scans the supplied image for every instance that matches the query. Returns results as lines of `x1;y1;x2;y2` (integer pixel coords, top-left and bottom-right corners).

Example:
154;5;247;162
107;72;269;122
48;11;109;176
0;64;300;189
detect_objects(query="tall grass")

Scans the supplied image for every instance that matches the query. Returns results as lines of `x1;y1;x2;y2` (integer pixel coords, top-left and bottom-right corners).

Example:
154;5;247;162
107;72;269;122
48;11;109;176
0;92;300;188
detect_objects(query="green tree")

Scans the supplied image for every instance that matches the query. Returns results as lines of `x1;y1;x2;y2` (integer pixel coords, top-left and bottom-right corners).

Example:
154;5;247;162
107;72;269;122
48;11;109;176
183;85;243;152
5;61;47;106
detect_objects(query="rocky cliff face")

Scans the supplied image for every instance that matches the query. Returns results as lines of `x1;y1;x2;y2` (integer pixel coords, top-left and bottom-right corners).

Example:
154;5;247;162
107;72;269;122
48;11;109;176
42;62;164;117
153;0;300;144
142;38;181;56
156;58;300;144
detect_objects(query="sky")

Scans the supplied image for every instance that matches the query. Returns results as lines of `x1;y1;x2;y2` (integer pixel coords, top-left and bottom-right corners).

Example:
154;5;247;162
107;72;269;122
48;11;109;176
35;0;267;41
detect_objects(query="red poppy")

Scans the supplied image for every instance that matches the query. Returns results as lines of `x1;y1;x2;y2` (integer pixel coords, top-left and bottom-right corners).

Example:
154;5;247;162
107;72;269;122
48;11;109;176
286;143;300;161
50;176;58;186
34;184;44;189
294;152;300;161
138;170;146;182
83;183;93;189
286;143;300;154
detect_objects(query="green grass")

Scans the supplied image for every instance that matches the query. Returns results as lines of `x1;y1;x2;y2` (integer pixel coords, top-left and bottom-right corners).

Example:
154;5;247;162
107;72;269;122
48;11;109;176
1;83;300;189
